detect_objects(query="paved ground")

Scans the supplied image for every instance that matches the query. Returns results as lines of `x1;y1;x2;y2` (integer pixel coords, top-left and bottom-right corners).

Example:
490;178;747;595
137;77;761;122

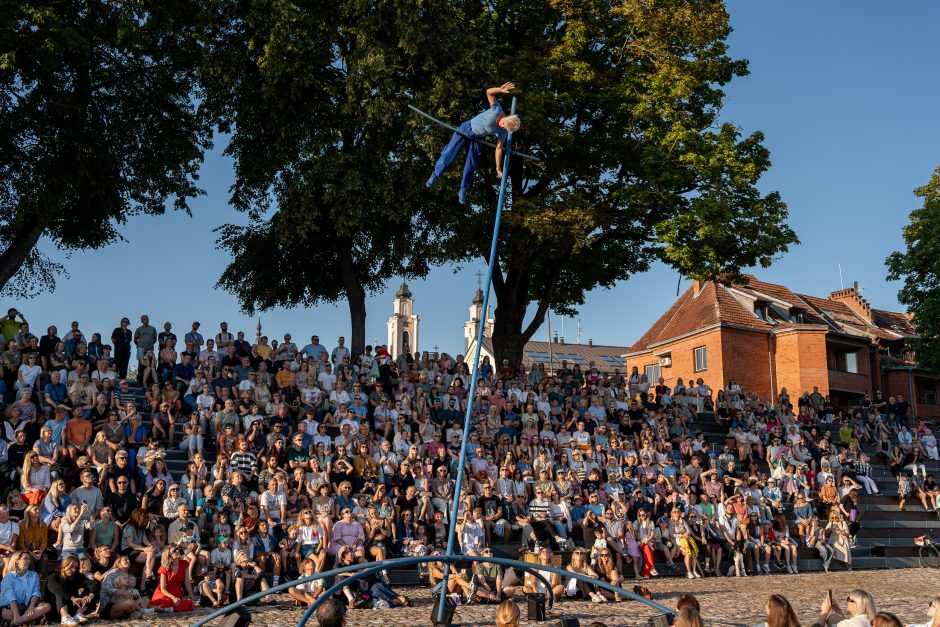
117;568;940;626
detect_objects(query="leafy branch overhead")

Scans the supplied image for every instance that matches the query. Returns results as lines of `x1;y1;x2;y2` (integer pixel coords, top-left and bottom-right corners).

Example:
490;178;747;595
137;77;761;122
887;167;940;375
0;0;213;294
420;0;798;364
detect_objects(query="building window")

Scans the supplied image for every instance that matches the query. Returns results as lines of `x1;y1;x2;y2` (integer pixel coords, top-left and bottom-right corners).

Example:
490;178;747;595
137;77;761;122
645;364;661;383
789;308;804;323
926;391;937;406
844;351;858;374
694;346;707;372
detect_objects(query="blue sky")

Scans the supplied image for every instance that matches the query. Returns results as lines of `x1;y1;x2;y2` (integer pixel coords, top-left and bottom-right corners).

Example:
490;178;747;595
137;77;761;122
14;0;940;356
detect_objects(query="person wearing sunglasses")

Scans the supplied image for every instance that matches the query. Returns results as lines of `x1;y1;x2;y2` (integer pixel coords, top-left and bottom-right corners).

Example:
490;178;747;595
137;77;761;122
815;588;876;627
907;595;940;627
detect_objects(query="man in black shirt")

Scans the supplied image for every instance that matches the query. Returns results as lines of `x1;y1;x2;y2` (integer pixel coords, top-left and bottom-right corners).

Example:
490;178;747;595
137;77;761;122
106;476;140;524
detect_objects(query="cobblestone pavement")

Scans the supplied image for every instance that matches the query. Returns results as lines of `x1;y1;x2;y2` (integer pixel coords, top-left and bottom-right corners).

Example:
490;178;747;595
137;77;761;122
118;568;939;626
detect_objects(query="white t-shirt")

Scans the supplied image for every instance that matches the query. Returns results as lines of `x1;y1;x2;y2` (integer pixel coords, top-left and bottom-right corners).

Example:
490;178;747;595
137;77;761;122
259;491;286;522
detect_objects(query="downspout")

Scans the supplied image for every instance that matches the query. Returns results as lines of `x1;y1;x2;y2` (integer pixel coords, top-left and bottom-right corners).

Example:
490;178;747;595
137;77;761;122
768;333;776;410
908;366;916;420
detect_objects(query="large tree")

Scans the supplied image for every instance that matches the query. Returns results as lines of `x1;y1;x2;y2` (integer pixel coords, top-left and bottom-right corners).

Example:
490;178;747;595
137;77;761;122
886;167;940;374
423;0;798;365
204;0;472;356
0;0;212;296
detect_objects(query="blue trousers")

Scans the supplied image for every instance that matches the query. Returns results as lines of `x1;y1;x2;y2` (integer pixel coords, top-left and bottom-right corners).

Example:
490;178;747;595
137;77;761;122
432;121;481;192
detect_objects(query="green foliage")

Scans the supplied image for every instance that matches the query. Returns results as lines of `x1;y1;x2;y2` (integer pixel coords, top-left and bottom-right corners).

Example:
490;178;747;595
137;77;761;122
420;0;798;362
0;0;212;292
886;167;940;374
205;0;474;352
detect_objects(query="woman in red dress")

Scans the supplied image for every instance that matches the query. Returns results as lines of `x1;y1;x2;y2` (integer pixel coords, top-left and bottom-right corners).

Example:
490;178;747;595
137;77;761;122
150;545;195;612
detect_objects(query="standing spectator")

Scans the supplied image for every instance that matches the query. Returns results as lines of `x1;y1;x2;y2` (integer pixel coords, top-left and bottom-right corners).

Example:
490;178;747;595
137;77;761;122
184;322;204;352
215;322;234;353
110;318;132;380
133;315;157;373
302;335;327;362
331;337;349;366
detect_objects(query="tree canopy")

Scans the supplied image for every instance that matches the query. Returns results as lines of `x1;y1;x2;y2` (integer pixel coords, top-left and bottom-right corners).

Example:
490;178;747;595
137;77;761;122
422;0;798;365
0;0;212;296
205;0;477;357
886;167;940;375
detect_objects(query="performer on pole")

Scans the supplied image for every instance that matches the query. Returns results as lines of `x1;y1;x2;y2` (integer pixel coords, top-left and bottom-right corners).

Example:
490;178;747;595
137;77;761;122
425;82;521;204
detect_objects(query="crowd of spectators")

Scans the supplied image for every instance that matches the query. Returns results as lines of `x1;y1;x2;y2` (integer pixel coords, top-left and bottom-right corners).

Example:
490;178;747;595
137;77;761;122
0;306;934;625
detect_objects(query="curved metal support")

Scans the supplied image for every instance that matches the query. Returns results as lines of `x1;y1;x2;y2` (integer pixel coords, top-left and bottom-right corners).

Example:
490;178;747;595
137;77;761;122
192;554;674;627
297;555;554;627
297;556;557;627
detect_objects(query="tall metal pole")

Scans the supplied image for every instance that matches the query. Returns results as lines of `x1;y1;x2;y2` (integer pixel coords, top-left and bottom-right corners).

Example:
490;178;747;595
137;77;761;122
436;96;517;623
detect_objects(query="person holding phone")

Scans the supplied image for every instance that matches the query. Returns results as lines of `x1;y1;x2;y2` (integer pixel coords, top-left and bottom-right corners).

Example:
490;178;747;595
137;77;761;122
813;588;876;627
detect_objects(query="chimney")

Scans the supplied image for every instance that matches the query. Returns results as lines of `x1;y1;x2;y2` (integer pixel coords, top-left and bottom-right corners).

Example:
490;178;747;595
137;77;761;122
553;332;558;344
692;279;701;294
588;338;593;346
560;336;565;345
828;286;873;324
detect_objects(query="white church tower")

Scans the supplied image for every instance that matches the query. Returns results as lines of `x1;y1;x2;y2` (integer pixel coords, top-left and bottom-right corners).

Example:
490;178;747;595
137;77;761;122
387;282;418;359
463;278;494;362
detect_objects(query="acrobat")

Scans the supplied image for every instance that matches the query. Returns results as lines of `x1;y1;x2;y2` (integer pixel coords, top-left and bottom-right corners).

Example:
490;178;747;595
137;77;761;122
425;82;522;204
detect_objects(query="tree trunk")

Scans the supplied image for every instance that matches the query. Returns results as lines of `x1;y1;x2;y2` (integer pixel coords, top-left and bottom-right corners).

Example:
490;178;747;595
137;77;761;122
337;239;367;359
489;260;564;368
0;215;47;293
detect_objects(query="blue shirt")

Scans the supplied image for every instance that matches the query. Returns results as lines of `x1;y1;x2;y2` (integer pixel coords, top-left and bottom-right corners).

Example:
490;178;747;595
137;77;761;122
0;570;40;608
301;343;327;361
470;103;508;141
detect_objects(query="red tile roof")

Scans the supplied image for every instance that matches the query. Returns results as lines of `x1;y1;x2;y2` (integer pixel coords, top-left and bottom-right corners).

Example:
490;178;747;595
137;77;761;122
627;282;771;353
628;277;916;353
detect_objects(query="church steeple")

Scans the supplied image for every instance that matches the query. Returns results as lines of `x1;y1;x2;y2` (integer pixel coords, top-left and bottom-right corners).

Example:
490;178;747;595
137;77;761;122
387;280;418;359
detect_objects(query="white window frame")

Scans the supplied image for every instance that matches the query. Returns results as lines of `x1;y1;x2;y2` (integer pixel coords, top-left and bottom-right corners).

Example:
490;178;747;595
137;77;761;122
845;351;858;374
694;346;707;372
645;364;661;383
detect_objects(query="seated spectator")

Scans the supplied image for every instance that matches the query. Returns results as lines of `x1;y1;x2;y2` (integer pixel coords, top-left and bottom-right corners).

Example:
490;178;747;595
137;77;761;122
314;597;347;627
815;589;876;627
0;550;52;625
149;545;195;613
908;595;940;627
44;556;95;626
496;598;521;627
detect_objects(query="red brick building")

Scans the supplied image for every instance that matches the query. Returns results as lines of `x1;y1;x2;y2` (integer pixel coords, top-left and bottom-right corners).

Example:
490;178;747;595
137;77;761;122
624;276;940;418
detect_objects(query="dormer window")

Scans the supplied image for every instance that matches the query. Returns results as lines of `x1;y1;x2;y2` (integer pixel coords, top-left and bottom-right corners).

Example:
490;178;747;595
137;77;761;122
754;299;769;320
789;307;805;323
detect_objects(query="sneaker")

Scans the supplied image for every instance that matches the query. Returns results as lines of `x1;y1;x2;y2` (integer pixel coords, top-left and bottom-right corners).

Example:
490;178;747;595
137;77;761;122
687;572;694;579
786;564;794;574
458;187;467;204
61;617;78;626
74;613;88;624
650;569;658;576
591;592;604;603
763;564;771;575
693;571;702;578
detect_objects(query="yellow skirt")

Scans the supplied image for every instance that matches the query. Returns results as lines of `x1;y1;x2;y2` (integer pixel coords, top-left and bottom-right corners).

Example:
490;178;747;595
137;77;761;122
678;536;699;558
